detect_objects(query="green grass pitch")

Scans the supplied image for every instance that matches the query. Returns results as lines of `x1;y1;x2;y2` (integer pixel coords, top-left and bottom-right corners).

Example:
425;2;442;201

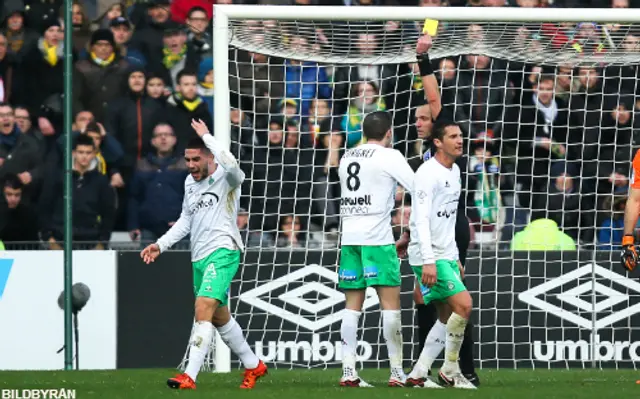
1;369;640;398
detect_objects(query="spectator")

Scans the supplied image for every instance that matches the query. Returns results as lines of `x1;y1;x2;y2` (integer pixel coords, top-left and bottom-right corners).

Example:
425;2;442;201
276;214;318;249
283;36;331;117
14;106;44;153
467;133;502;234
341;80;386;148
170;0;213;25
555;64;579;102
454;54;510;138
152;22;200;90
0;175;39;249
597;195;627;250
0;103;43;200
184;7;212;57
596;95;636;197
2;5;37;58
197;57;213;115
107;66;163;182
39;135;115;250
309;118;342;231
108;17;147;68
93;2;125;29
535;162;582;241
146;72;170;108
511;218;576;251
22;20;68;139
230;46;284;124
304;98;331;137
237;207;274;248
166;69;212;149
128;123;188;247
80;121;124;186
69;0;92;53
130;0;172;64
569;65;606;199
504;73;569;209
0;33;18;105
74;28;130;123
333;33;398;116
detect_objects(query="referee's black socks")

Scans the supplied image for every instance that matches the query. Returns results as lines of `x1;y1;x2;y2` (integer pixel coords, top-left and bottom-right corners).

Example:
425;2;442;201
415;303;435;355
415;303;477;375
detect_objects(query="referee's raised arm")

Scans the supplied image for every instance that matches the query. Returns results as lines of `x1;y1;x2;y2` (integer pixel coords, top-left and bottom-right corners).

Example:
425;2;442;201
416;34;442;121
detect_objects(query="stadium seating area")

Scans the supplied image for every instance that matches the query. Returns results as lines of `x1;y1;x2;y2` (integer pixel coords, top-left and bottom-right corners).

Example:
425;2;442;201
1;0;639;251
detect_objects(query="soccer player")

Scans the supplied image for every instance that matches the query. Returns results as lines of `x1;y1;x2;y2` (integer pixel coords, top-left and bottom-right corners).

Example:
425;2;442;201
405;119;476;390
140;119;267;390
621;150;640;271
338;111;415;388
401;33;480;386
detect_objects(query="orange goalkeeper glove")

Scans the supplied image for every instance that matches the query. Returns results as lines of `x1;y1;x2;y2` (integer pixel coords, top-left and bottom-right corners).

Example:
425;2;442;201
621;235;638;272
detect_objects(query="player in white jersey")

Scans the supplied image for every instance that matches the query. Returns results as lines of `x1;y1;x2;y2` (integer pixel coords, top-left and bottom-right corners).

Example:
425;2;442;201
140;119;267;390
337;111;415;388
404;119;476;390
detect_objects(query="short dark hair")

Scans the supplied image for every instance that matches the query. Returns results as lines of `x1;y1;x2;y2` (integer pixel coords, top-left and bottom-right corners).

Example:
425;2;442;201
3;175;23;190
85;121;100;135
431;118;459;142
187;6;208;18
362;111;392;141
186;137;210;153
537;74;555;85
73;134;95;150
177;69;197;85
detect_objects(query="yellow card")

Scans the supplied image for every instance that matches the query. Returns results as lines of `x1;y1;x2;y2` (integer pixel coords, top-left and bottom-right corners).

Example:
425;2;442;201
423;19;439;36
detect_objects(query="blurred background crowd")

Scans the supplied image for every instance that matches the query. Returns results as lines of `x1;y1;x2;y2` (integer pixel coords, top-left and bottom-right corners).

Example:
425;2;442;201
1;0;640;252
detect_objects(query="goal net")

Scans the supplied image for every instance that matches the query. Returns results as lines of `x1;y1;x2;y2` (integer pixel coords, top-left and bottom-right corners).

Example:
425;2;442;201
184;6;640;372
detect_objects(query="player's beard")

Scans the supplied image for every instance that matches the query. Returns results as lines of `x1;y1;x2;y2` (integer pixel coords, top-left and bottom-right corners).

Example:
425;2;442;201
200;164;209;179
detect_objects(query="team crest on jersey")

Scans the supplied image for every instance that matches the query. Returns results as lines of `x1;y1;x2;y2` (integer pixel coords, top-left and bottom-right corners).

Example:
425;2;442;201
447;281;455;291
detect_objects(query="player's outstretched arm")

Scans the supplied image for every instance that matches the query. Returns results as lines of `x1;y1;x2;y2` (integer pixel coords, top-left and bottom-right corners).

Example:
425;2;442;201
155;194;192;254
191;118;245;188
622;186;640;271
416;34;442;121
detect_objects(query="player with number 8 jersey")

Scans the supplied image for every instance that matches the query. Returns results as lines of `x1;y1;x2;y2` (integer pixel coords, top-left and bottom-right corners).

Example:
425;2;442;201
337;111;415;388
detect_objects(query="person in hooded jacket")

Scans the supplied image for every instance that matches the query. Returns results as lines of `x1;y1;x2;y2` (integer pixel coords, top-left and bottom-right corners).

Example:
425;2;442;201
106;65;163;184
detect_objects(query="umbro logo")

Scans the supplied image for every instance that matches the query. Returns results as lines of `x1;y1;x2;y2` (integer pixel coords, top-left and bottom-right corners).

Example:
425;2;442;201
518;263;640;329
239;265;379;331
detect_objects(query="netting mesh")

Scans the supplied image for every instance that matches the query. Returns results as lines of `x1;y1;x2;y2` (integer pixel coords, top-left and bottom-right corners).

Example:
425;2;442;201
228;20;640;66
184;14;640;371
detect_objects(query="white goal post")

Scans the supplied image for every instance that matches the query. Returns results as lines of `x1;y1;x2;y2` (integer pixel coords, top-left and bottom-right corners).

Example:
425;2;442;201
181;5;640;373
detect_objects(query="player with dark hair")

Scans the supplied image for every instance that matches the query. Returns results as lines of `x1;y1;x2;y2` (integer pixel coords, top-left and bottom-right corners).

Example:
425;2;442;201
405;116;476;390
337;109;415;387
141;119;267;390
396;34;479;387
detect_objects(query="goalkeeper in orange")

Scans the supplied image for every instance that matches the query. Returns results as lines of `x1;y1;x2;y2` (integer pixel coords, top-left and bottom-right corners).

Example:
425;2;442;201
621;152;640;271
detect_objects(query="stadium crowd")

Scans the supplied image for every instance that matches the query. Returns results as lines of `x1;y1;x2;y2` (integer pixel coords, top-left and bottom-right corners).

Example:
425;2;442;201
0;0;639;251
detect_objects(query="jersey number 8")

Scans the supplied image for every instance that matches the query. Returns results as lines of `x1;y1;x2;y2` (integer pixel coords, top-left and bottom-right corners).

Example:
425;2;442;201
346;162;361;191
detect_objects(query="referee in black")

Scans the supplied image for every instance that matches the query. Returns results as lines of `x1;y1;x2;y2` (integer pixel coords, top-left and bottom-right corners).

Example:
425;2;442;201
397;33;479;387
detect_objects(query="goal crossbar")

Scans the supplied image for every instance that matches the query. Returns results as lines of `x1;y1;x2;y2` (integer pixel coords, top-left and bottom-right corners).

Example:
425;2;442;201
214;5;640;23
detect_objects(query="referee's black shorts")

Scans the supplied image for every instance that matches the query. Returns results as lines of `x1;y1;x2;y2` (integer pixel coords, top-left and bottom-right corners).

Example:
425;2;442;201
455;211;470;267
